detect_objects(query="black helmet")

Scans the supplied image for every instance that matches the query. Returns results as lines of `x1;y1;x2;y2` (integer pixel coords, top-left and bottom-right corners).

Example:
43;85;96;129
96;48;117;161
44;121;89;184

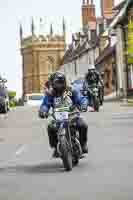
52;72;66;94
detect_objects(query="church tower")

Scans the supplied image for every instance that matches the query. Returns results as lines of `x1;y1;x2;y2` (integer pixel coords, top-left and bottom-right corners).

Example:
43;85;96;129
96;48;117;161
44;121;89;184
20;19;66;95
101;0;114;18
82;0;96;30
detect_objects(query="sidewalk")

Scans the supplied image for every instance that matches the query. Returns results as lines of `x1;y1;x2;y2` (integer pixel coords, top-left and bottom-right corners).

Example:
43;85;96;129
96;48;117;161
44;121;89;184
104;92;119;102
104;92;133;106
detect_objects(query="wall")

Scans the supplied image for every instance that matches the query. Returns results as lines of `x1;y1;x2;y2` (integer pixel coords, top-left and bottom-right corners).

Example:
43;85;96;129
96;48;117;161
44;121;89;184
59;48;96;82
21;40;65;95
96;53;116;95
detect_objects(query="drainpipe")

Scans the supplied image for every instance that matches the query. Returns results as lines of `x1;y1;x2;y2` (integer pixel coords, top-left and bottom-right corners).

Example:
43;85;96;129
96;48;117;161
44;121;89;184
116;24;126;100
122;24;128;101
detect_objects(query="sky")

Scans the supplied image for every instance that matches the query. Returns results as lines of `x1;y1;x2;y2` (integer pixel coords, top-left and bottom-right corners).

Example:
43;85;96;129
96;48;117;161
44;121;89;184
0;0;122;97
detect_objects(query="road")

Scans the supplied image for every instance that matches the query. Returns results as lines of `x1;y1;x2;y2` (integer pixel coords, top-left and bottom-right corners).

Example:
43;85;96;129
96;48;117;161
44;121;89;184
0;103;133;200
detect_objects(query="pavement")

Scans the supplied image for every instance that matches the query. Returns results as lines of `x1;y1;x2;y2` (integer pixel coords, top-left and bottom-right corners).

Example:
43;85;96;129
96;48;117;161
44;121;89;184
104;92;117;101
104;92;133;107
0;103;133;200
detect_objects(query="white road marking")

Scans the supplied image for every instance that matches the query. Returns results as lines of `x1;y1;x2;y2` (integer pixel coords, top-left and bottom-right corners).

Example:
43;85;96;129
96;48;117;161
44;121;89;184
15;145;27;156
112;111;133;116
0;144;28;168
0;113;8;119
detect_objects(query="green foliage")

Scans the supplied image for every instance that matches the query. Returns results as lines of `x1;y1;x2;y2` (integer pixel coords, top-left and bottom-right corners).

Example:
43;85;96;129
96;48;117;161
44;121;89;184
9;99;17;107
8;91;16;106
8;91;16;98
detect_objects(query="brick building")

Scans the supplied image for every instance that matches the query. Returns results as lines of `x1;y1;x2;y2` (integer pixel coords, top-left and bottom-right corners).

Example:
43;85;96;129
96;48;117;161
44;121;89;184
60;0;116;95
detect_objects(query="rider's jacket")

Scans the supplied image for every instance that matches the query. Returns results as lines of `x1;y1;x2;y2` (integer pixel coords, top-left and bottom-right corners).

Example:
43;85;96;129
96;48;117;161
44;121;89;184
40;89;88;113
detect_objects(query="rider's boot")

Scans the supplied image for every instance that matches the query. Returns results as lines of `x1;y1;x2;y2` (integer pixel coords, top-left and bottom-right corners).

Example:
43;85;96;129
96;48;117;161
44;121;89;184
52;148;60;158
82;143;88;154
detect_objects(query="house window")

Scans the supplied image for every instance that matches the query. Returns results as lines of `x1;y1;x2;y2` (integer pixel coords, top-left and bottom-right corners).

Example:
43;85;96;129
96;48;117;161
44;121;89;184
99;23;104;34
128;64;133;89
91;30;96;41
105;70;110;89
46;56;54;74
112;63;116;86
74;61;77;75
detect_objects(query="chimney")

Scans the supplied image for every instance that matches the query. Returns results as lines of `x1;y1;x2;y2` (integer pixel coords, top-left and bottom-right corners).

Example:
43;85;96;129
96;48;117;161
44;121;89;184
82;0;96;30
101;0;114;19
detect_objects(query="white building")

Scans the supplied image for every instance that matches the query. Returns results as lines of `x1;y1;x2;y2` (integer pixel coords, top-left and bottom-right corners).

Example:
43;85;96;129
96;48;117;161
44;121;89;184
59;32;97;82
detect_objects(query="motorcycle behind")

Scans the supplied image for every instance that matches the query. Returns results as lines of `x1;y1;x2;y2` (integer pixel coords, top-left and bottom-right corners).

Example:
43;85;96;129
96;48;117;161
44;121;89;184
86;84;100;112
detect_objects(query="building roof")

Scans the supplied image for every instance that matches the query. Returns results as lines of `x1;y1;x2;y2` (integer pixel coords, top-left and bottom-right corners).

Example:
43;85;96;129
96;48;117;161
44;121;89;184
95;45;116;65
113;0;126;11
62;45;73;63
62;36;98;65
113;0;132;25
96;17;104;23
102;0;131;37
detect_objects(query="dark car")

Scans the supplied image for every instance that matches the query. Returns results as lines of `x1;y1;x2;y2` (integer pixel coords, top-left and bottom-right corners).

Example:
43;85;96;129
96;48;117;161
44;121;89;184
0;87;9;113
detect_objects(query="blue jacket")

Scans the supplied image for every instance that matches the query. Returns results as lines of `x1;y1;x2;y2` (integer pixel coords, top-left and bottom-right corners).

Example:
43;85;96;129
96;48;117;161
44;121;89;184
40;89;88;113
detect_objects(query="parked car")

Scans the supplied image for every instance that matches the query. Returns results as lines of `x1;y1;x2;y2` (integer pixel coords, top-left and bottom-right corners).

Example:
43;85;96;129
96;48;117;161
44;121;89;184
24;93;44;106
0;87;10;113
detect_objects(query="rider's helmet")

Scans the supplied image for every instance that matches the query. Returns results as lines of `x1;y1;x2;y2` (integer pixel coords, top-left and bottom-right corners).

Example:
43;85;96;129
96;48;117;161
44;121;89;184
88;64;95;72
48;72;55;82
87;65;96;76
52;72;66;95
48;74;51;81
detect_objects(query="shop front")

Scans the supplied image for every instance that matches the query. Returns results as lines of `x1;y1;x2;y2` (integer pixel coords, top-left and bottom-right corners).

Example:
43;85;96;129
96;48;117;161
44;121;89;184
127;7;133;97
113;0;133;99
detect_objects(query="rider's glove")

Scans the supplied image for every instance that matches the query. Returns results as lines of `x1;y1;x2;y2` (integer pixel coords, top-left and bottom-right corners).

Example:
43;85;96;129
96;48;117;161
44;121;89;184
38;111;45;119
83;90;88;96
38;111;48;119
81;105;87;112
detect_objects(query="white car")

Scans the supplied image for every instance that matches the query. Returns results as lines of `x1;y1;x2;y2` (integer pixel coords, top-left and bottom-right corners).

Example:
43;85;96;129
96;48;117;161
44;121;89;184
24;93;44;107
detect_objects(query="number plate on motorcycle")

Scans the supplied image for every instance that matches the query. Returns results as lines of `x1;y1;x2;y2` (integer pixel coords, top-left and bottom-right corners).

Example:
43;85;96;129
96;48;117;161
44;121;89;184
55;112;68;121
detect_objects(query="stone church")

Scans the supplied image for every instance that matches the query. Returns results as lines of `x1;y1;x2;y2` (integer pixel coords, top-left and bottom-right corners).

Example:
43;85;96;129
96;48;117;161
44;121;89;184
20;18;66;96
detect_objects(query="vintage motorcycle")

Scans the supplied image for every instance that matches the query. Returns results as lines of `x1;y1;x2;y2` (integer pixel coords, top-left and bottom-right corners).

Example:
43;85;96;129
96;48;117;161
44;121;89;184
84;84;100;112
50;106;82;171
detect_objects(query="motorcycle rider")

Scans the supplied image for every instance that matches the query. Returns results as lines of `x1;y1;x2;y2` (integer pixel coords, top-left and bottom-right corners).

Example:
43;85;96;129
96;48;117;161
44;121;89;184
84;65;104;105
39;72;88;157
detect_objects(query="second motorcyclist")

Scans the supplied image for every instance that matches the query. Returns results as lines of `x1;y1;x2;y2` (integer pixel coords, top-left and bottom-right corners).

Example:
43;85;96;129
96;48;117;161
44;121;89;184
39;72;88;157
84;65;104;106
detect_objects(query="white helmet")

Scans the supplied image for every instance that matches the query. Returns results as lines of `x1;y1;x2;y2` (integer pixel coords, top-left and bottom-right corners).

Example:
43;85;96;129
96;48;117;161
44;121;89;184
71;80;74;84
88;65;95;71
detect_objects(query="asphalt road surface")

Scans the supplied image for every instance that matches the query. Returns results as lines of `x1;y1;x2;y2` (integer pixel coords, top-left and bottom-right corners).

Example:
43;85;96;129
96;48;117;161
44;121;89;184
0;103;133;200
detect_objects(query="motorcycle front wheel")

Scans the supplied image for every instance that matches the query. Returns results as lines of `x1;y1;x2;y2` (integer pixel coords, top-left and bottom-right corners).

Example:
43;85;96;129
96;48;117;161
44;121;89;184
93;96;99;112
60;136;72;171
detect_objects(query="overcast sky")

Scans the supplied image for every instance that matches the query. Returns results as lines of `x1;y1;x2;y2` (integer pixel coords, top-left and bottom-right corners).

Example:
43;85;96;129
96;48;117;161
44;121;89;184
0;0;122;97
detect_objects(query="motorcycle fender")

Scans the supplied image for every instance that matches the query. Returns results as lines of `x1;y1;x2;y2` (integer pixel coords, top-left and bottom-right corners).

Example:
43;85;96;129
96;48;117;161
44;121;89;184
58;128;66;137
57;134;68;157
